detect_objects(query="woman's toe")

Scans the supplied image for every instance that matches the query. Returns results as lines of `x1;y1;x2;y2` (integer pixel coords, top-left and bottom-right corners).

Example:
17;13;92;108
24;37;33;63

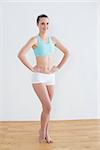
45;136;53;144
39;138;46;143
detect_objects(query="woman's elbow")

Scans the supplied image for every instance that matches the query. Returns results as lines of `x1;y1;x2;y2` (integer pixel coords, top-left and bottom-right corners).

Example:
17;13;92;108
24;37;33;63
17;52;21;59
17;52;24;60
64;50;70;57
17;52;20;58
67;48;71;56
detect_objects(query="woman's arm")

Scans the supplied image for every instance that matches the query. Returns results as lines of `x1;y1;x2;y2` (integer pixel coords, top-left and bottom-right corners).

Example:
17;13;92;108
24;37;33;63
52;36;70;70
17;37;36;72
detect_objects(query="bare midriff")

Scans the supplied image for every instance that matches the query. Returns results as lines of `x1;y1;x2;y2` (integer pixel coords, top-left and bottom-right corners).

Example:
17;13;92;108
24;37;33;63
34;53;55;74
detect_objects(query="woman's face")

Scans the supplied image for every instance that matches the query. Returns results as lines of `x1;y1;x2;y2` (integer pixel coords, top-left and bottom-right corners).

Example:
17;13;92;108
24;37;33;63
37;17;49;33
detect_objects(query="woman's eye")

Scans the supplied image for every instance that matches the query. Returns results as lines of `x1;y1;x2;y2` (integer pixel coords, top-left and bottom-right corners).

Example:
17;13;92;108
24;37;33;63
41;22;49;25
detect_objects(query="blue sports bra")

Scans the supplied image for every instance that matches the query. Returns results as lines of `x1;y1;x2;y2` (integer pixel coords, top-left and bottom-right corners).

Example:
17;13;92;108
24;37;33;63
33;35;55;57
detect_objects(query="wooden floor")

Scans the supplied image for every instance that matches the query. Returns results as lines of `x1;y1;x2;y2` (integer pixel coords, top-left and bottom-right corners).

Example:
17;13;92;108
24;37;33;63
0;119;100;150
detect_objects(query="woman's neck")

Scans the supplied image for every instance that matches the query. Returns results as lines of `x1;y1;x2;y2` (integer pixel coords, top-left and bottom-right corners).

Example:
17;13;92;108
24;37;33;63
39;32;47;40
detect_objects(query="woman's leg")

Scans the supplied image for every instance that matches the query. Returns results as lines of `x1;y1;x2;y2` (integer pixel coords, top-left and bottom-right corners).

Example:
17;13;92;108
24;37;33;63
32;83;52;143
45;85;55;143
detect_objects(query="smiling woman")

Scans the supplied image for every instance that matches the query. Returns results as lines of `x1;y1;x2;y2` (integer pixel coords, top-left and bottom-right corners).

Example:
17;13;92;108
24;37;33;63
17;14;70;144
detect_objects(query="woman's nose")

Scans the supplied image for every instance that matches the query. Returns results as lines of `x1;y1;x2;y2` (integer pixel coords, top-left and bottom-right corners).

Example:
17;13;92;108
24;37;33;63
44;24;47;27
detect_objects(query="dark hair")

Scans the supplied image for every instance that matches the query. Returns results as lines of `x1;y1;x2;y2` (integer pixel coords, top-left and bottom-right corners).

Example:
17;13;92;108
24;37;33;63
37;14;48;24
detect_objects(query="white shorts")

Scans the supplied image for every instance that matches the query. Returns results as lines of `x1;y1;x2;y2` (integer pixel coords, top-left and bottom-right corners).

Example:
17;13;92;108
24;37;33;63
31;72;55;85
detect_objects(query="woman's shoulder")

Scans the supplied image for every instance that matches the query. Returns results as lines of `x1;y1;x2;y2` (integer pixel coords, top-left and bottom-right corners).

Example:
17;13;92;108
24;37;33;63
51;35;56;40
30;35;38;41
50;35;59;45
51;35;60;41
25;35;39;49
29;35;39;45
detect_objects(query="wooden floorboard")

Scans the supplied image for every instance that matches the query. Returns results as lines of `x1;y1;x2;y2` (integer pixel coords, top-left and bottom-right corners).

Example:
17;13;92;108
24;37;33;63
0;119;100;150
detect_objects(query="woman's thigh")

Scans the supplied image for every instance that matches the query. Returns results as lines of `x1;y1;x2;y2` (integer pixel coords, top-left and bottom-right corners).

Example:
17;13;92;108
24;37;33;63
32;83;51;110
46;85;55;101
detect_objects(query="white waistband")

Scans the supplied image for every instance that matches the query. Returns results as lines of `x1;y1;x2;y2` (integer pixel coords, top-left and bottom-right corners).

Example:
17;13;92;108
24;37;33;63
31;71;55;85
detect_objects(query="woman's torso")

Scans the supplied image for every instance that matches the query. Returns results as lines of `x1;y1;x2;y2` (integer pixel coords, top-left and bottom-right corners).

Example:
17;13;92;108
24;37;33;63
32;35;55;74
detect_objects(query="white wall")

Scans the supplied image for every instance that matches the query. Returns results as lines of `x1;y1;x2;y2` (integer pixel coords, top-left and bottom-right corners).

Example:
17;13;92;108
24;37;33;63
97;1;100;119
0;1;98;121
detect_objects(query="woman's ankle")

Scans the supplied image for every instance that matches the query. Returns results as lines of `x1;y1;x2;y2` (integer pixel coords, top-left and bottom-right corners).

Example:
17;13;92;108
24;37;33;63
39;129;45;137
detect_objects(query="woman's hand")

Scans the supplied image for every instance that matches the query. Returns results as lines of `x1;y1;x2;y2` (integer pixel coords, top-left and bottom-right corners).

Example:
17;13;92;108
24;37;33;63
31;65;37;72
31;65;59;73
31;65;44;73
50;65;59;73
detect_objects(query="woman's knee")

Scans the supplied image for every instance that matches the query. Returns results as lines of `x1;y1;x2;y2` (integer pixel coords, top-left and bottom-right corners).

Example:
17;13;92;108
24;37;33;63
43;103;51;114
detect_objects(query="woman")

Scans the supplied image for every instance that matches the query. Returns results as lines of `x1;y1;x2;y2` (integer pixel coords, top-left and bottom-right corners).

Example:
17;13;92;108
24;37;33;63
18;14;70;144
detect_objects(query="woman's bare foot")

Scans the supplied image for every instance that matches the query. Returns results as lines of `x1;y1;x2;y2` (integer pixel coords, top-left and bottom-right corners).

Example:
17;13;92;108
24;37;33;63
45;133;53;144
39;129;46;143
